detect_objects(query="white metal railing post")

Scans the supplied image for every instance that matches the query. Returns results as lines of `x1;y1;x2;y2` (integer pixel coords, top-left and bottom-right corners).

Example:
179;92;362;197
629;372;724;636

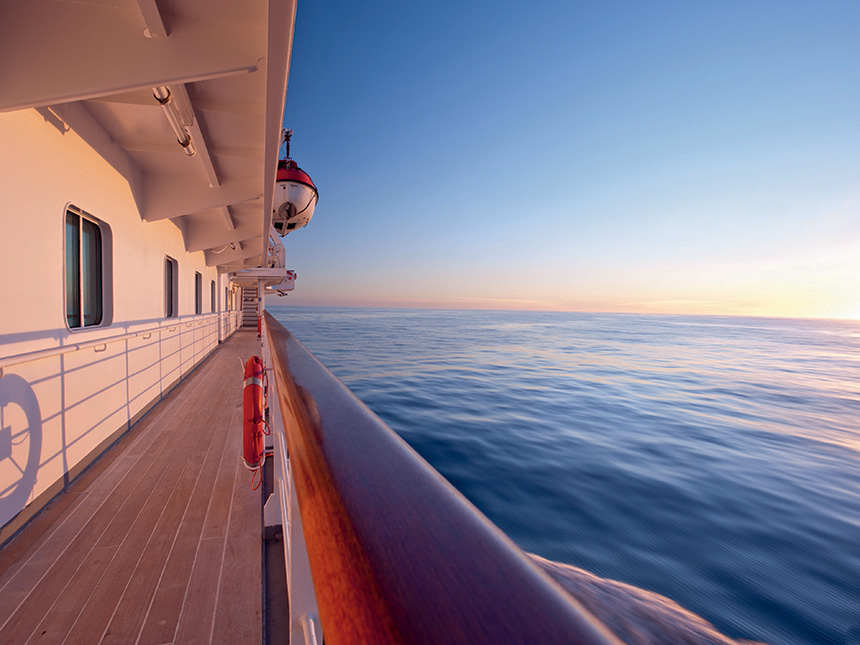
262;317;291;563
287;464;320;644
300;615;319;645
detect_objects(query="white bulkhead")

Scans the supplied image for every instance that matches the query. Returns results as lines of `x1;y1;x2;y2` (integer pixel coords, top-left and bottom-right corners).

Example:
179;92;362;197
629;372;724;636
0;0;298;539
0;108;238;535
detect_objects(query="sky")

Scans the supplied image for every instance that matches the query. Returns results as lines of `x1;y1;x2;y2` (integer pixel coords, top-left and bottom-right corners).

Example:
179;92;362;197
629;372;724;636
277;1;860;319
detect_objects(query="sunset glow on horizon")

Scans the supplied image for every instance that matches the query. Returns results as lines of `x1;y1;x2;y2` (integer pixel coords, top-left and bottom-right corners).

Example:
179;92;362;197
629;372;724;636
279;2;860;321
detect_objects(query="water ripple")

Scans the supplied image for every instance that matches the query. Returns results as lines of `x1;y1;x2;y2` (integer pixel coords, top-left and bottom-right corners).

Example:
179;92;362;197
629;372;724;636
271;307;860;645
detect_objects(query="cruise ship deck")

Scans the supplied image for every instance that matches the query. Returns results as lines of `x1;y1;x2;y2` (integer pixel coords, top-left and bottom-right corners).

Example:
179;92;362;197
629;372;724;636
0;331;263;644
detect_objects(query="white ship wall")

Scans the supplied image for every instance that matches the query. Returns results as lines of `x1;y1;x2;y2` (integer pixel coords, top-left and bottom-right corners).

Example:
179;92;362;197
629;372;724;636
0;109;241;539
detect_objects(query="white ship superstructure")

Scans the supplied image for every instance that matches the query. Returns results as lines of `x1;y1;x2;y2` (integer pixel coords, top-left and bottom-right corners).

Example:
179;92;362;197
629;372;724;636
0;0;297;537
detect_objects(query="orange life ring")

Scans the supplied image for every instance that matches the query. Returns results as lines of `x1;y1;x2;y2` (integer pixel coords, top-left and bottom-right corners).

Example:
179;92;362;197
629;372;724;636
242;356;266;471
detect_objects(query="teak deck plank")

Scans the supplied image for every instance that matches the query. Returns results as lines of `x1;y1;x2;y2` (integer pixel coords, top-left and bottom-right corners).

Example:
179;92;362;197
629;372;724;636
173;537;225;644
0;433;176;643
201;407;241;540
96;359;220;550
0;331;263;644
70;379;230;645
174;397;263;643
100;368;237;643
212;409;264;643
24;545;118;645
0;371;202;588
137;392;240;644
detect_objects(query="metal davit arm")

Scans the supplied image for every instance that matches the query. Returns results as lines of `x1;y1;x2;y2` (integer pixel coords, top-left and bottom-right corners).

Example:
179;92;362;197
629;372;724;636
263;312;620;645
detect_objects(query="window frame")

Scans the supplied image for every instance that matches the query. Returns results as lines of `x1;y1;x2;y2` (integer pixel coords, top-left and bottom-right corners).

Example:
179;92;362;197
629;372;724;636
164;256;178;318
64;205;110;331
194;272;202;315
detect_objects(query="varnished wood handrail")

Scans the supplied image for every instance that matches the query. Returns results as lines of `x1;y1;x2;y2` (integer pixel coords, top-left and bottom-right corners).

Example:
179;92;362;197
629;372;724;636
264;312;620;644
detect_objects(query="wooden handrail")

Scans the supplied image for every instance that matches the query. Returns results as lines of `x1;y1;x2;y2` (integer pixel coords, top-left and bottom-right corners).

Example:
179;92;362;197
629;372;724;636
264;312;620;644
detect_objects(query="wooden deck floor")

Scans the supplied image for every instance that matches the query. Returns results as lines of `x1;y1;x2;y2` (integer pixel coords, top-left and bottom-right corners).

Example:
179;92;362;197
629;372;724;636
0;331;264;644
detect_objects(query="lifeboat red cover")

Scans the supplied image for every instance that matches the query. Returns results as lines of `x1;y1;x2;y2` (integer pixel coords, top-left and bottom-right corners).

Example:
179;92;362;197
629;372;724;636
277;159;316;189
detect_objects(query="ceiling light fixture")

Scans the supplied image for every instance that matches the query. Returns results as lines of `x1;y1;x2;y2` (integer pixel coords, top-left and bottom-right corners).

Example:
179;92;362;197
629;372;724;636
152;86;196;157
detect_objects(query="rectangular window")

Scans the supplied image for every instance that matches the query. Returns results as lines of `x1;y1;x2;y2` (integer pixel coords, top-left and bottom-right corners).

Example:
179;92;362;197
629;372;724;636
165;257;178;318
211;280;216;313
65;207;104;328
225;287;230;311
194;272;202;315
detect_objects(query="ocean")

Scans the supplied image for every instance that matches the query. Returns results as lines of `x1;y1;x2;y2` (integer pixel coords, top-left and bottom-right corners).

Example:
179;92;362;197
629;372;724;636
268;306;860;645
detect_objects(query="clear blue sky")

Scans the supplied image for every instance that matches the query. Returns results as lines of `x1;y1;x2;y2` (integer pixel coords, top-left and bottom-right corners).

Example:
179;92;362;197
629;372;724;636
279;1;860;319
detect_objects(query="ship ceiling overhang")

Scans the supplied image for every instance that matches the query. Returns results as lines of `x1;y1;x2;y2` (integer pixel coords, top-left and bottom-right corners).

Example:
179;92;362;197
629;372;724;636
0;0;297;272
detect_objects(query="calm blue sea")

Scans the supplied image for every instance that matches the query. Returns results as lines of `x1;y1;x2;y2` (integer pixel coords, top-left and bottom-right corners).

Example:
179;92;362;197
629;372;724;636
269;306;860;645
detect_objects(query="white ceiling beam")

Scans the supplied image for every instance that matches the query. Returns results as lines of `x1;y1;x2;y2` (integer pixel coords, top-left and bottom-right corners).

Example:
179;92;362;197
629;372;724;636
113;139;262;160
183;217;260;253
205;244;261;268
88;93;264;118
221;206;235;231
189;114;220;185
112;140;179;154
0;1;264;112
259;0;299;259
135;0;168;39
87;91;157;107
187;225;259;253
40;102;145;208
220;255;265;274
186;99;264;116
140;174;261;221
206;146;263;159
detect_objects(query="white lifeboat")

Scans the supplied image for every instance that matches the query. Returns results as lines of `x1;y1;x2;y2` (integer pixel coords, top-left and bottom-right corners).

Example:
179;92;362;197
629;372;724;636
272;130;318;236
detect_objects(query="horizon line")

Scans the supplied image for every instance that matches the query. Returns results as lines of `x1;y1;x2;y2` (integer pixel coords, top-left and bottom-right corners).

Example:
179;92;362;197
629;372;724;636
264;299;860;323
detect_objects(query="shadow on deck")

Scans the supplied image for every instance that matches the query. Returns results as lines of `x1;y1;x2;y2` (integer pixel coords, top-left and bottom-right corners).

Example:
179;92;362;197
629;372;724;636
0;331;264;644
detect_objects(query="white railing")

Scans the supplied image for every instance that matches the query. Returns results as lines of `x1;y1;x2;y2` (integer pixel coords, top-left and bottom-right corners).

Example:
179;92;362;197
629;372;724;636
0;311;241;377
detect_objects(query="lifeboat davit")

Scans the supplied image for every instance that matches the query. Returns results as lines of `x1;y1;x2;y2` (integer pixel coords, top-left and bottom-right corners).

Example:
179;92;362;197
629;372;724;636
272;130;318;236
